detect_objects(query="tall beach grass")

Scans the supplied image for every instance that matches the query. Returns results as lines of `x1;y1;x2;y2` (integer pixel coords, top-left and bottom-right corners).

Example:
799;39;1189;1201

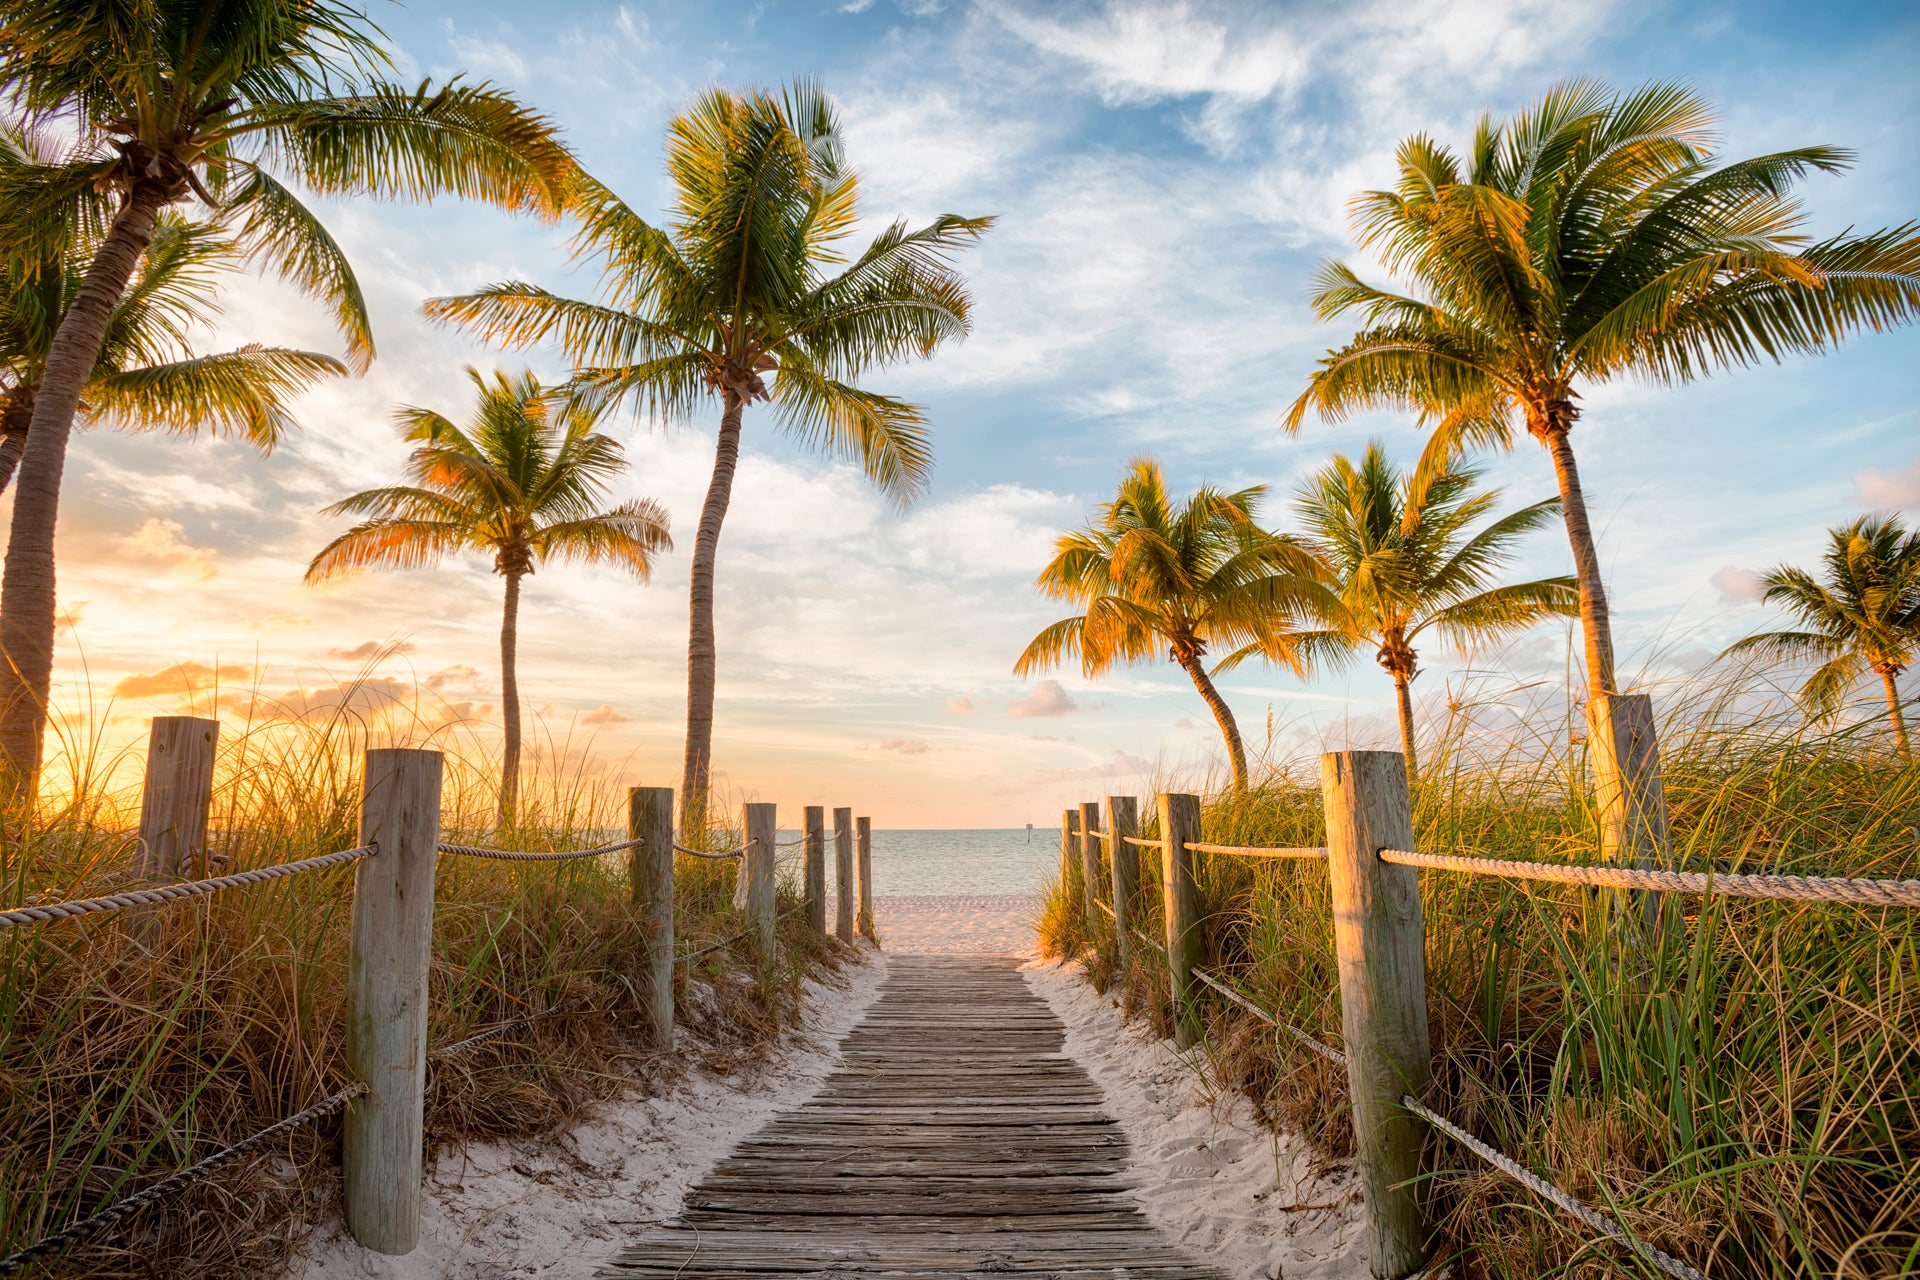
1042;668;1920;1279
0;678;850;1277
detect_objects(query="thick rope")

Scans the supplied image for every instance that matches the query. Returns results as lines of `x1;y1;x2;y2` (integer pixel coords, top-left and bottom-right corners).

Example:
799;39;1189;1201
1182;965;1705;1280
0;845;375;930
674;842;748;859
0;1082;366;1275
1190;967;1348;1065
1381;848;1920;906
437;836;644;863
1122;836;1163;849
1186;842;1327;860
434;1004;571;1058
1401;1094;1709;1280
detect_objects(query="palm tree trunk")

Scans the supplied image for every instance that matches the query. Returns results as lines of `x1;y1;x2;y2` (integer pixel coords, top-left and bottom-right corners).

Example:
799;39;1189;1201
0;430;24;495
1178;655;1248;793
1541;424;1617;697
680;392;746;836
0;182;170;802
1393;672;1419;785
499;568;523;826
1880;665;1911;760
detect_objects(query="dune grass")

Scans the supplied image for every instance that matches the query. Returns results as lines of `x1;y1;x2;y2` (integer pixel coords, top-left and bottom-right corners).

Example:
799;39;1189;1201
0;692;850;1277
1040;671;1920;1279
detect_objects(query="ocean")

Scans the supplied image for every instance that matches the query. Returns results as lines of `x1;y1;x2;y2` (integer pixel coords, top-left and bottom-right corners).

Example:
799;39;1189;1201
776;828;1052;897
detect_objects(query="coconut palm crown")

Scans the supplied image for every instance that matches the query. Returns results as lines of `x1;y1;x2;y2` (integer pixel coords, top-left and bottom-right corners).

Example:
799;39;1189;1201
0;209;344;490
1281;442;1577;781
1284;79;1920;703
306;368;671;822
1723;514;1919;757
0;0;579;797
1016;458;1328;794
423;79;991;833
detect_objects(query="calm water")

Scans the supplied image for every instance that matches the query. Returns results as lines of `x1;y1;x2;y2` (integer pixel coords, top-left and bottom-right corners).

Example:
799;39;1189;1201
776;828;1051;897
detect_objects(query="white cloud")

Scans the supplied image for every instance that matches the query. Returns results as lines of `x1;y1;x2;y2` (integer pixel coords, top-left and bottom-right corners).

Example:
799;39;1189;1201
945;694;975;714
1008;679;1080;718
1856;460;1920;510
582;704;632;726
121;518;219;582
875;737;933;755
1710;568;1767;606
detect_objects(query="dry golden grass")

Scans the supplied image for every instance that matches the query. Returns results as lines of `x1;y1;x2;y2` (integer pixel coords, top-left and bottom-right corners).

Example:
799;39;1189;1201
0;690;851;1278
1041;670;1920;1279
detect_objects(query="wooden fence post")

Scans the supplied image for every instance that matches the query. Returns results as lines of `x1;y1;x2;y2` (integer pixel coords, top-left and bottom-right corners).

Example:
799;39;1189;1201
1106;795;1140;975
344;748;443;1255
803;805;826;934
1320;750;1431;1279
1157;792;1203;1049
1078;800;1103;922
1587;692;1673;938
629;786;674;1047
135;716;219;879
855;816;874;938
833;806;855;941
743;803;778;961
1059;809;1080;910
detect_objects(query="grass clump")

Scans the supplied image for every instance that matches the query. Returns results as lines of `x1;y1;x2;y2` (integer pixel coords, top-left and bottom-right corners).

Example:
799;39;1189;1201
1041;671;1920;1279
0;696;854;1278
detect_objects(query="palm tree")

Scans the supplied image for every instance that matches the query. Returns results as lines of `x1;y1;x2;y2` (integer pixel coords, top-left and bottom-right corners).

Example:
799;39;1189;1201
0;211;344;491
423;80;990;834
0;0;578;798
306;369;671;822
1723;515;1919;758
1284;79;1920;702
1015;458;1327;793
1285;442;1577;782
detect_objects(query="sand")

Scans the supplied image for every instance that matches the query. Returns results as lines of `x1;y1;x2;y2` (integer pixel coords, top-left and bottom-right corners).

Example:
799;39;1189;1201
290;954;889;1280
1025;959;1370;1280
293;896;1369;1280
870;891;1040;954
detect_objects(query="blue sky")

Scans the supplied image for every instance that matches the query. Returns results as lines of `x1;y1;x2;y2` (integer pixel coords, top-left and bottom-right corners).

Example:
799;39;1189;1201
35;0;1920;825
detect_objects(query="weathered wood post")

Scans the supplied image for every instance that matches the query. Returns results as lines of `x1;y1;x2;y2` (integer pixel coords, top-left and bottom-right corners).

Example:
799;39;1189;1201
742;803;778;961
1157;792;1203;1049
344;748;443;1255
629;786;674;1047
803;805;826;934
855;816;874;938
1078;800;1103;922
1587;693;1672;938
833;806;855;941
1320;750;1431;1279
1106;795;1140;975
135;716;219;879
1059;809;1081;912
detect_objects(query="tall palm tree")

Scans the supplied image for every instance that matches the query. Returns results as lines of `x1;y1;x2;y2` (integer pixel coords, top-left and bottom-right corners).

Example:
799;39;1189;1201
306;369;671;821
1284;442;1577;782
1015;458;1327;794
1723;515;1919;758
0;0;578;798
1284;79;1920;702
423;80;990;834
0;211;344;491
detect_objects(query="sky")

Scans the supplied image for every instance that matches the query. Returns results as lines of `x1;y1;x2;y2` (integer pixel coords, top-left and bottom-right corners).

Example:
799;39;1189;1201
25;0;1920;827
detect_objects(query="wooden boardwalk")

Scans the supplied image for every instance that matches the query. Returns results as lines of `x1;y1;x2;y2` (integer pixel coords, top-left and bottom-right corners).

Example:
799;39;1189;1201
598;954;1228;1278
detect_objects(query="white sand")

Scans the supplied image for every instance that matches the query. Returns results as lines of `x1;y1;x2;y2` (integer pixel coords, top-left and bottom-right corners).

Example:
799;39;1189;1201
870;891;1040;953
294;900;1367;1280
290;951;888;1280
1025;959;1371;1280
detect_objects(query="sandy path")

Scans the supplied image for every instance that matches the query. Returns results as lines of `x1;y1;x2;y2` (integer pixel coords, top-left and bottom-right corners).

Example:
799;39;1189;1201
291;954;888;1280
1025;960;1369;1280
870;891;1039;954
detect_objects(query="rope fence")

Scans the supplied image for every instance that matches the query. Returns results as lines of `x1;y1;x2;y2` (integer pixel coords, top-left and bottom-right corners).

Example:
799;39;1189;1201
1185;841;1327;860
433;1005;573;1059
674;842;748;860
437;836;644;863
1382;848;1920;906
0;844;376;930
0;1083;368;1276
1184;965;1703;1280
